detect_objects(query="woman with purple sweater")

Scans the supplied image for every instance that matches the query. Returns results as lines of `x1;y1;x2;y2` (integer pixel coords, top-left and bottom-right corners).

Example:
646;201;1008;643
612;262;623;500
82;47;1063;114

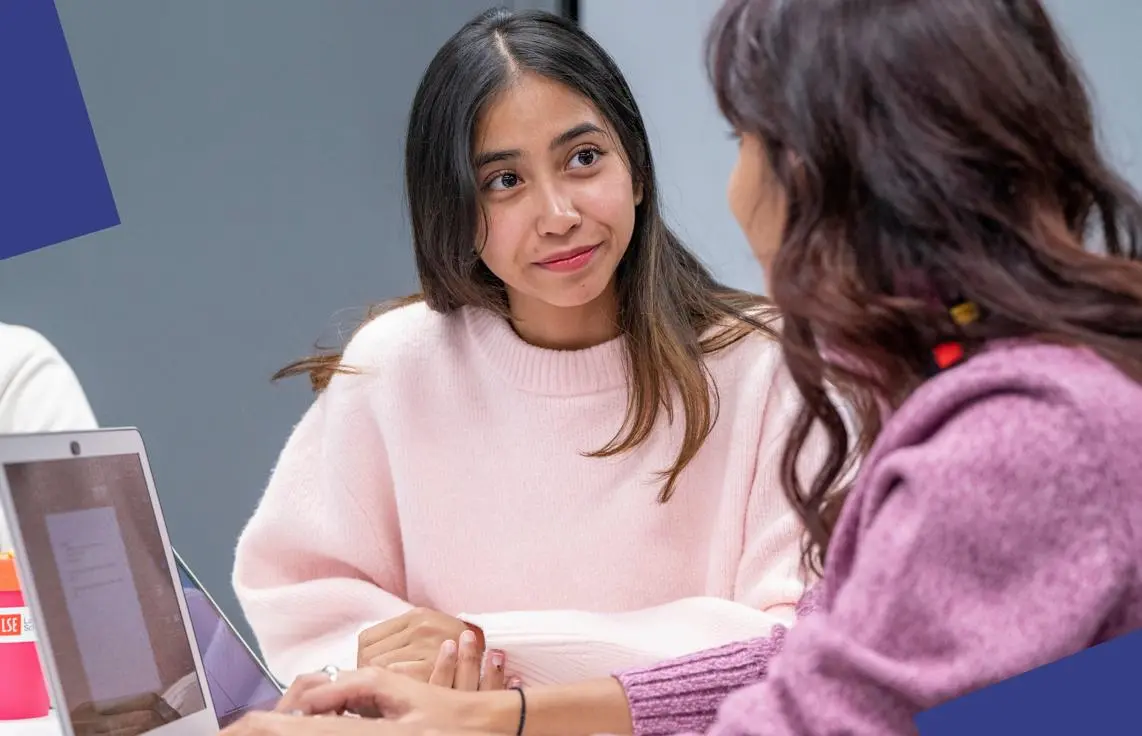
222;0;1142;734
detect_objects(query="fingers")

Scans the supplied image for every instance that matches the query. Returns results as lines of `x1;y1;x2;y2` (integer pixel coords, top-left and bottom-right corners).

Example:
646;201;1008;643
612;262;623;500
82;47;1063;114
428;638;510;692
428;639;458;687
273;672;334;715
452;630;483;691
290;667;395;718
479;649;506;691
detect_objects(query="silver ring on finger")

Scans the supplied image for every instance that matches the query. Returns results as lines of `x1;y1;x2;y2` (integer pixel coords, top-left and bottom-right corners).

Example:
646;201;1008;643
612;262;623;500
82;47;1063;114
320;664;340;683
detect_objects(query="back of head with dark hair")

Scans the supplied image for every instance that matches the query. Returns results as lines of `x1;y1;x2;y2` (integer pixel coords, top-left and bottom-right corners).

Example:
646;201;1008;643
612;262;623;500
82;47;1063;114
708;0;1142;570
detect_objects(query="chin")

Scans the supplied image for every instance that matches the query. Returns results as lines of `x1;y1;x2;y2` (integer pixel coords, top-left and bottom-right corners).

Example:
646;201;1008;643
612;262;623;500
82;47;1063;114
546;290;611;310
538;278;614;310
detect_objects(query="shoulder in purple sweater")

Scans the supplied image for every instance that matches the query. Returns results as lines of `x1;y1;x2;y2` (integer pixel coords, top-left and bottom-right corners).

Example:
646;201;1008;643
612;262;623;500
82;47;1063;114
622;341;1142;736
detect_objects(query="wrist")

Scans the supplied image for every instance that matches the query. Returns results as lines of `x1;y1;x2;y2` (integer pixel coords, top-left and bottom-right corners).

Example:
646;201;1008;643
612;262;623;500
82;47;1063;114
459;690;521;734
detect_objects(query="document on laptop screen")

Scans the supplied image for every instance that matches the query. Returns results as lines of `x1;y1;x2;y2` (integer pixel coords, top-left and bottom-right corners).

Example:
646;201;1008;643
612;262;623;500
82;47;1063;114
3;453;210;735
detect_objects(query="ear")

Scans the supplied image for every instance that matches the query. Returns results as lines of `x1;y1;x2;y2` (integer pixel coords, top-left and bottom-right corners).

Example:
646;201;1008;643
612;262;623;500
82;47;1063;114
634;181;644;206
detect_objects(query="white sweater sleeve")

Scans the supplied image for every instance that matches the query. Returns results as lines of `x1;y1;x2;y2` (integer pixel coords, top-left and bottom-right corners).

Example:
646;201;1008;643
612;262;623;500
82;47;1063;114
232;374;413;682
0;324;98;433
458;366;819;686
457;596;794;686
0;324;99;551
733;359;826;619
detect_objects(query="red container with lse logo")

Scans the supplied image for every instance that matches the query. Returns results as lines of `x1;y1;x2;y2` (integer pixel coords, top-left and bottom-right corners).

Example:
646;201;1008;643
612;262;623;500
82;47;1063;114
0;552;51;721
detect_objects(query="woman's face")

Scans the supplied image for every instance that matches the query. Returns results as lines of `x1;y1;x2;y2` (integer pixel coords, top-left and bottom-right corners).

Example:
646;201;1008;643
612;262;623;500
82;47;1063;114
727;132;787;288
472;73;641;327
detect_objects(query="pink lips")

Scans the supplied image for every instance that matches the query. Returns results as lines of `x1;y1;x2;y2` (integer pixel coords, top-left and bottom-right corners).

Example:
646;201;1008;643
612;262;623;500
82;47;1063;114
535;244;600;273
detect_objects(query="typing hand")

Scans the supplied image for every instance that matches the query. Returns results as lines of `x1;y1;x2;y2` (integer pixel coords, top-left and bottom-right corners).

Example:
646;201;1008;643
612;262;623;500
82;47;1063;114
270;665;495;728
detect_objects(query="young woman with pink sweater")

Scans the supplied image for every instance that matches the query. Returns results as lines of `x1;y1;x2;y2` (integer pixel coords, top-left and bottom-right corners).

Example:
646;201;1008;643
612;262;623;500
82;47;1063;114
221;0;1142;735
230;7;824;691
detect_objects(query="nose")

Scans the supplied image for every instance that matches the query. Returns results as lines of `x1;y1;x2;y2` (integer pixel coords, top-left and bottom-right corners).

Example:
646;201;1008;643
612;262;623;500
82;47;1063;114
535;182;581;237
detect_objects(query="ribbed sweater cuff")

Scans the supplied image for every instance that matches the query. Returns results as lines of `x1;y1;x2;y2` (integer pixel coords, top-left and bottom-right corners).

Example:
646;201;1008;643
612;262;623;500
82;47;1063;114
615;584;822;736
615;627;788;736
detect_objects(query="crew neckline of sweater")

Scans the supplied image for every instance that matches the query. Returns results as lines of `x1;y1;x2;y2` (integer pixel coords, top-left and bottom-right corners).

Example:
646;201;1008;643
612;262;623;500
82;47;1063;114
461;306;629;396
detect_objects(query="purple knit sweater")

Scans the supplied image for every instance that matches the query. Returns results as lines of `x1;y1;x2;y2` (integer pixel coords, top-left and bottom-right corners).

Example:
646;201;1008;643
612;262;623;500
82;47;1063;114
617;341;1142;735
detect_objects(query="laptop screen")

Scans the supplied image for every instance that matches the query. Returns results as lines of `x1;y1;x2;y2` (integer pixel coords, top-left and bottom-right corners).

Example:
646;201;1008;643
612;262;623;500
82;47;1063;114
176;559;281;726
3;453;210;735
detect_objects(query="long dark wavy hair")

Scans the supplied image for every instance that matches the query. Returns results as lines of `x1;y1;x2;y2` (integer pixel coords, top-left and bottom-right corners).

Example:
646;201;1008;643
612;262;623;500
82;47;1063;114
708;0;1142;571
277;8;778;502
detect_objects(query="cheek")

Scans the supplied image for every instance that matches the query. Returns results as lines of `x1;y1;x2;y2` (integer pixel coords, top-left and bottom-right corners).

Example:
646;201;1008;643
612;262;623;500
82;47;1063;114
727;155;749;232
751;187;787;275
727;145;784;273
476;206;528;277
727;140;764;240
578;173;637;247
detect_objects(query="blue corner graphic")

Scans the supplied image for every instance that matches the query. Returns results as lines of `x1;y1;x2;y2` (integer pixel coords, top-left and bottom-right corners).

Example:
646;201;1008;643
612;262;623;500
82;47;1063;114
0;0;120;260
916;626;1142;734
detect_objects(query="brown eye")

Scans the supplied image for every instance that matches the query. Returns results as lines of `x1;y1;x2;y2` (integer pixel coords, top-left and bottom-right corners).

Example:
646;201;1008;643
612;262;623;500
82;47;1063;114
570;147;602;169
487;172;520;191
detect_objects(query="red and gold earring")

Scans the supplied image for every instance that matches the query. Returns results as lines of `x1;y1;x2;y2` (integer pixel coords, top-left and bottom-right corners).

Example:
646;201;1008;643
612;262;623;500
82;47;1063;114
931;301;980;371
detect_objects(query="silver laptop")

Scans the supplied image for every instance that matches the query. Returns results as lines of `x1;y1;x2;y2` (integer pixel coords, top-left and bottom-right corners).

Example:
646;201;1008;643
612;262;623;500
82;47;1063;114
173;549;284;726
0;428;220;736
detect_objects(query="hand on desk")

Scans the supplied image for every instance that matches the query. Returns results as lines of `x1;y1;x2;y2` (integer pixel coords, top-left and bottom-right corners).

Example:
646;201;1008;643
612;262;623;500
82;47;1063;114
358;608;482;683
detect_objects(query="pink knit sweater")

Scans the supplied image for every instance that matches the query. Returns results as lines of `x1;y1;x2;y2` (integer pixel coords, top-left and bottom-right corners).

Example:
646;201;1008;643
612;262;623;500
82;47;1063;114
232;302;820;686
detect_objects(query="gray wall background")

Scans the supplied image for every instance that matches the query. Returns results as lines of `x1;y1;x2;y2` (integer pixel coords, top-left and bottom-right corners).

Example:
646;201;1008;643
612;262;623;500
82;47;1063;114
0;0;1139;643
0;0;553;642
583;0;1142;292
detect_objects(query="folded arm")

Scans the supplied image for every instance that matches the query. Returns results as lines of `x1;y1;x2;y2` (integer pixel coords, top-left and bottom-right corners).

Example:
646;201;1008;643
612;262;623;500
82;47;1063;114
232;376;413;682
459;593;796;686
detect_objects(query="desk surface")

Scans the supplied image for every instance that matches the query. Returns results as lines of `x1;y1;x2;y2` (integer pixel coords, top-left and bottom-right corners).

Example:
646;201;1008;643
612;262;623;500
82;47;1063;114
0;713;60;736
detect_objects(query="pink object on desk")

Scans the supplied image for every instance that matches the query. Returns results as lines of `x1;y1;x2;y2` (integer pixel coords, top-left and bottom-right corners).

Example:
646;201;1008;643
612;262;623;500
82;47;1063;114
0;553;51;721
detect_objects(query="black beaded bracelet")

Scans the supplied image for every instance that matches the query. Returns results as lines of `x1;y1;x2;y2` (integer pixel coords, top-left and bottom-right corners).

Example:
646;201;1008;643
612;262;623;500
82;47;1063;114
509;685;527;736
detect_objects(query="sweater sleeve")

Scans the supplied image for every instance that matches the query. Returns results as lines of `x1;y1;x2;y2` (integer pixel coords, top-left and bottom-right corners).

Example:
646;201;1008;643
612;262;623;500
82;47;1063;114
0;325;98;433
614;587;821;736
460;362;821;691
731;358;828;621
703;389;1132;736
232;371;413;682
0;326;98;552
458;597;794;687
606;363;832;735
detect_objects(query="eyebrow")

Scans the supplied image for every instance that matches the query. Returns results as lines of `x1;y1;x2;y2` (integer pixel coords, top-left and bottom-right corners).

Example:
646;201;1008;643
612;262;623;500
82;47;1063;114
473;122;606;169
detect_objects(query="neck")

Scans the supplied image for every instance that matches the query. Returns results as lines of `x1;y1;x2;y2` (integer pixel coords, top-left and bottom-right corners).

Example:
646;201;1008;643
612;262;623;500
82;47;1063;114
507;285;620;351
